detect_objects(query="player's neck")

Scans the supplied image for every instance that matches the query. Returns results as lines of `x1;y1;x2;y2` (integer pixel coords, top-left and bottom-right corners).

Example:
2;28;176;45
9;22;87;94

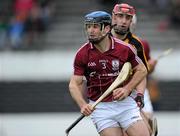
94;36;110;53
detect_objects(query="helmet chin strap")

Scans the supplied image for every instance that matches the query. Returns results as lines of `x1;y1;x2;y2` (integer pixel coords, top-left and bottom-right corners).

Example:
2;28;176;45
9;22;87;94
89;24;111;44
89;33;108;44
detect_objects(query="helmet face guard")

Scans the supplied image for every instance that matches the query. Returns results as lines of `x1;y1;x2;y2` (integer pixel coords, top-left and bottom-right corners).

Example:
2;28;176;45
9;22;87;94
84;22;103;31
84;11;112;44
130;15;137;33
84;23;109;44
112;3;135;35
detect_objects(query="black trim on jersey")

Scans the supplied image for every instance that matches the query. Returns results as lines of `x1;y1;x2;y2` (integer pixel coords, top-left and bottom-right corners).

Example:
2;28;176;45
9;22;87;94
125;32;149;70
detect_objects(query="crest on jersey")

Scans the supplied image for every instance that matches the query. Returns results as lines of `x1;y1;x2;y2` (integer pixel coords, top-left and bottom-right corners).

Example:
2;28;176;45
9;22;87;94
112;60;119;71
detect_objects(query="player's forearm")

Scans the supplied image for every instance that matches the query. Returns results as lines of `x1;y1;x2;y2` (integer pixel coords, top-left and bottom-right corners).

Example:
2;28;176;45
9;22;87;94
148;59;157;74
135;77;147;94
69;82;87;109
124;63;147;93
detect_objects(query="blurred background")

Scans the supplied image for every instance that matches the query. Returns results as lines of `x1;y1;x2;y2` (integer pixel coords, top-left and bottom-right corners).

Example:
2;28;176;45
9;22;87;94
0;0;180;136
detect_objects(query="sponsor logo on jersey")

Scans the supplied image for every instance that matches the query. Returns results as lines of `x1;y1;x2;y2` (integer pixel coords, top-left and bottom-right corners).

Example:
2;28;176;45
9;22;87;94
112;60;119;71
88;62;96;67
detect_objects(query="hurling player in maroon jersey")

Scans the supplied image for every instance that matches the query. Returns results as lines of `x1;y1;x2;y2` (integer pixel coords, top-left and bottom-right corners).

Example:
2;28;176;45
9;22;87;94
131;15;158;136
69;11;149;136
111;3;148;109
111;3;158;136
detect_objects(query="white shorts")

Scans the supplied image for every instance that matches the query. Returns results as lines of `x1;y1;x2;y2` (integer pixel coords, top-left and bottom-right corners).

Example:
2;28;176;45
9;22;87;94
143;88;153;113
130;88;153;113
89;96;142;133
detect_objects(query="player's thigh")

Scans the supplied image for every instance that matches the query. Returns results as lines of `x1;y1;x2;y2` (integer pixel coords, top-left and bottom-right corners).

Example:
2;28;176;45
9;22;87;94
100;127;123;136
126;120;149;136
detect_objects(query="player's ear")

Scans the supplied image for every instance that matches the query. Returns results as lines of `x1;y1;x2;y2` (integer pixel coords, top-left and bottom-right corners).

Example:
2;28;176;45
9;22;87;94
104;25;111;33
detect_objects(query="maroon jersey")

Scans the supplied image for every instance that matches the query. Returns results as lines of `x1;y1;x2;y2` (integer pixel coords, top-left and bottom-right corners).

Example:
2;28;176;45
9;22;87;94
123;32;149;71
141;39;150;61
73;36;142;102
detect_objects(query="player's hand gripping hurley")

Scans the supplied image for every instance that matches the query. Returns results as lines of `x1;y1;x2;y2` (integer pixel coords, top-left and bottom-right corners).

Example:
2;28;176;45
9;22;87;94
65;62;132;136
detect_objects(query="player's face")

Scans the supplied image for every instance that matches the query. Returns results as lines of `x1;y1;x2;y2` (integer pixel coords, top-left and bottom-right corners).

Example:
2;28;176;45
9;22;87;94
85;23;103;40
85;23;109;44
112;13;132;35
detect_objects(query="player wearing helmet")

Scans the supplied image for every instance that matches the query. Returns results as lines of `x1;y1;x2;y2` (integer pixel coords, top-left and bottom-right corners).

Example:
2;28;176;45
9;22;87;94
111;3;158;136
84;11;112;44
131;14;158;136
69;11;149;136
112;3;149;69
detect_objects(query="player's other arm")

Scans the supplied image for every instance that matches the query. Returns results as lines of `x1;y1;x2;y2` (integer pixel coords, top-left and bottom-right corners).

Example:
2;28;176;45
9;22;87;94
135;77;147;108
113;62;147;100
69;75;93;116
148;58;157;74
141;39;157;74
125;63;147;93
136;77;147;94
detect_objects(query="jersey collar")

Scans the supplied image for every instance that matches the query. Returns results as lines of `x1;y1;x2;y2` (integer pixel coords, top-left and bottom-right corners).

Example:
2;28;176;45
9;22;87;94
89;36;115;50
